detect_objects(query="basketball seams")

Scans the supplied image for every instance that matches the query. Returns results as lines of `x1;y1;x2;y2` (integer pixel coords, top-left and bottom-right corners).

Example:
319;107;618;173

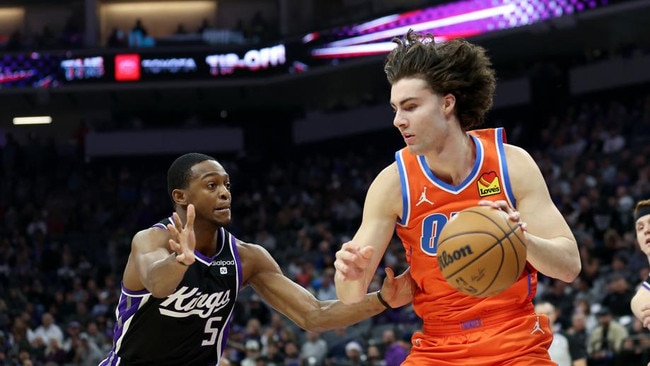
461;208;526;278
442;232;510;292
438;206;527;297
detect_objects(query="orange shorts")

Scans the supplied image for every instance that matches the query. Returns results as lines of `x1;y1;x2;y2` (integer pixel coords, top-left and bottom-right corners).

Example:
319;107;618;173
402;306;554;366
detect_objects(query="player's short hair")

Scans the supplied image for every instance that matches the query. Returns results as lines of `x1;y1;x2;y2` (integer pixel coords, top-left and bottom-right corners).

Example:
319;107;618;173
167;152;216;200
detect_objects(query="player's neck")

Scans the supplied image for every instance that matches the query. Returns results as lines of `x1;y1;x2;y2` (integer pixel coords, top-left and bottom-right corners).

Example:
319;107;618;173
425;131;475;186
194;222;222;256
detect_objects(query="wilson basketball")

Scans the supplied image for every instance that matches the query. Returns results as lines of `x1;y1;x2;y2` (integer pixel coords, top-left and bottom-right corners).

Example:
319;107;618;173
437;205;527;297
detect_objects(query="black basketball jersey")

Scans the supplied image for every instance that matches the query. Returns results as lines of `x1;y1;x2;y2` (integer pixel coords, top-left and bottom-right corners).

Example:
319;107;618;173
100;217;242;366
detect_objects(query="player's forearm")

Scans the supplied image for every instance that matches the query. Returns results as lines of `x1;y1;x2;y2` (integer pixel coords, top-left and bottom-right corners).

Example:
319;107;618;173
302;292;387;332
525;234;580;282
145;253;189;297
334;277;369;305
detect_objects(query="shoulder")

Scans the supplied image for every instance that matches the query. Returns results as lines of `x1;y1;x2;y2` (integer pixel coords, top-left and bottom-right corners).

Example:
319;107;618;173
502;144;541;176
371;162;400;190
503;143;534;162
366;162;402;212
131;226;170;251
236;239;282;284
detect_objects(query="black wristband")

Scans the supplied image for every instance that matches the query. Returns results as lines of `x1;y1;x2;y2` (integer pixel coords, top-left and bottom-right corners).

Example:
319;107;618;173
376;291;393;310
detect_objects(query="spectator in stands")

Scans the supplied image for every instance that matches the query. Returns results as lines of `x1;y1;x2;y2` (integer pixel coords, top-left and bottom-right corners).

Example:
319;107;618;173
341;341;367;366
383;331;410;366
27;313;63;352
243;317;263;347
573;297;598;334
325;328;357;364
366;344;385;366
283;341;302;366
540;279;576;329
106;27;126;48
75;332;104;366
241;339;261;366
631;198;650;328
62;321;82;359
300;331;327;366
131;18;148;37
128;18;154;47
619;317;650;366
42;336;66;364
600;273;635;318
315;269;338;301
566;311;589;365
535;301;587;366
587;307;629;366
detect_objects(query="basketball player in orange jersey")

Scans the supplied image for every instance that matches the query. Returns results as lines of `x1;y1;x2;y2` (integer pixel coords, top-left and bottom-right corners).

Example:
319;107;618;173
100;153;415;366
333;30;581;365
631;199;650;331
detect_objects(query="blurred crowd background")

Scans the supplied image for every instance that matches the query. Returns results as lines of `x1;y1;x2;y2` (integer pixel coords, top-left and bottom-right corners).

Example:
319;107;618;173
1;0;650;365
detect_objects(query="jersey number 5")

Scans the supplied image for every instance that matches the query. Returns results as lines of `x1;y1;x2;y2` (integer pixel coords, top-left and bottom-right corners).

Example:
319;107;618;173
202;316;223;346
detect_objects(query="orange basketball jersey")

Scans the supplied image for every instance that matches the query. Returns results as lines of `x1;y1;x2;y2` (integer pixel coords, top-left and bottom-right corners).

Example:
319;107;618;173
395;128;538;331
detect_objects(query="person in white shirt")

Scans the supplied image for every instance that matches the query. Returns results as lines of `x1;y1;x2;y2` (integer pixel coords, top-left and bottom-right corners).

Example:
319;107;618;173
535;301;587;366
27;312;64;349
300;331;328;366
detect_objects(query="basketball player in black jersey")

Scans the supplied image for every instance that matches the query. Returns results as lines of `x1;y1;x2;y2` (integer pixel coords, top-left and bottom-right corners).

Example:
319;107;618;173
100;153;415;366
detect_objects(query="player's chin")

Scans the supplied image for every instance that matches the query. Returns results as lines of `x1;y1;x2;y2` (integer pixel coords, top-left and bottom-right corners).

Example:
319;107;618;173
214;212;232;226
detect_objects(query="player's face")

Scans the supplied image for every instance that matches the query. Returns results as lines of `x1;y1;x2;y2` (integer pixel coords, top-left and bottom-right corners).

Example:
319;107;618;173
188;160;232;226
636;213;650;256
390;77;451;155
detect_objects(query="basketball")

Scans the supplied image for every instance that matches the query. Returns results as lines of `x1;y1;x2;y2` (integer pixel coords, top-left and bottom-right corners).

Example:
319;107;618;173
437;205;527;297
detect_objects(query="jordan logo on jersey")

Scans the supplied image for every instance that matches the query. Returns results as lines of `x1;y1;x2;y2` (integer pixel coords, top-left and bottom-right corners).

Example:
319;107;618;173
530;316;545;334
477;171;501;197
416;186;434;206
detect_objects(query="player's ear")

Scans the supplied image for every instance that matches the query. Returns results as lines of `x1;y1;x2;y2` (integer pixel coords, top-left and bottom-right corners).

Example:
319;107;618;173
442;93;455;116
171;189;187;205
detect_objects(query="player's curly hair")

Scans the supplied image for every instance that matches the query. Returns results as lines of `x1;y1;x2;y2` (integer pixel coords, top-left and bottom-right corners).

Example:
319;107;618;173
167;152;216;203
384;29;496;130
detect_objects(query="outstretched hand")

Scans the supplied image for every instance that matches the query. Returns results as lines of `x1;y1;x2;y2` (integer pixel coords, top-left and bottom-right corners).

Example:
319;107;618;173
379;267;416;309
167;204;196;266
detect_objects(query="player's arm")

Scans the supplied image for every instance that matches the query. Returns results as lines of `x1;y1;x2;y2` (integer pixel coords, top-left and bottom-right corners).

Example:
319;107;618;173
241;242;414;332
505;144;581;283
122;227;189;298
334;164;403;304
631;280;650;328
